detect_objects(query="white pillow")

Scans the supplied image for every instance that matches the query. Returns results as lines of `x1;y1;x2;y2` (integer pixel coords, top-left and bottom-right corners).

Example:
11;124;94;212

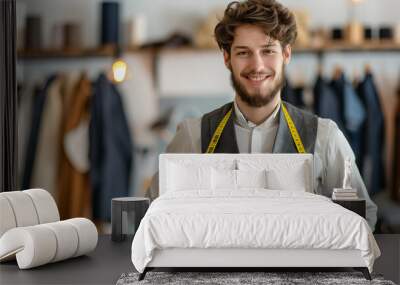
211;168;268;190
236;169;267;189
167;162;211;191
237;158;309;192
211;168;236;190
266;169;307;191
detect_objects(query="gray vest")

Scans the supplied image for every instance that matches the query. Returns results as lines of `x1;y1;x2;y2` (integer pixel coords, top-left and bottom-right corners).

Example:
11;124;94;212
201;101;318;153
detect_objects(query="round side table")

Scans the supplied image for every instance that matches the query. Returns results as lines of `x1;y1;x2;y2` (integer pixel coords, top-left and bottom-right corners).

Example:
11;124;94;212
111;197;150;242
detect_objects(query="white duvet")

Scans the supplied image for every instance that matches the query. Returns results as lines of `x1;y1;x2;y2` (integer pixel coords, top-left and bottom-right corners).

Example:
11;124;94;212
131;190;380;273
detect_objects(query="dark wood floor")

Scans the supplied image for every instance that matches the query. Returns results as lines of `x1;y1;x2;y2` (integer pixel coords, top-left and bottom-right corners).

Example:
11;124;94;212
373;235;400;284
0;235;398;284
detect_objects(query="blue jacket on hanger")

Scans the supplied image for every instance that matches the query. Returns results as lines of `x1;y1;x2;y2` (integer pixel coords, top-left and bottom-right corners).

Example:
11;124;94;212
89;73;133;221
356;72;385;195
281;78;304;108
330;73;366;165
313;75;342;127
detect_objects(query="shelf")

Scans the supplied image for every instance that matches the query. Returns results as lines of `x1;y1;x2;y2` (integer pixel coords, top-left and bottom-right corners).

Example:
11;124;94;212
134;42;400;55
294;41;400;53
17;46;116;59
151;41;400;53
130;41;400;53
17;41;400;60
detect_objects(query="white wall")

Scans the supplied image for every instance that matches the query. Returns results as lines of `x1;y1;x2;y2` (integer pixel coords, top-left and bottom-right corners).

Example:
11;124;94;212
17;0;400;47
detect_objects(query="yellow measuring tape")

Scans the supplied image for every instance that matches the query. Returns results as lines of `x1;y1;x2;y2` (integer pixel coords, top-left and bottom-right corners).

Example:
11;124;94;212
206;108;233;153
281;103;306;153
206;103;306;154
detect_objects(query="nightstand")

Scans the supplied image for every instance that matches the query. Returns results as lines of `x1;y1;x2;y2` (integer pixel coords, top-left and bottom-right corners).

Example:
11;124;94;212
111;197;150;242
332;199;366;218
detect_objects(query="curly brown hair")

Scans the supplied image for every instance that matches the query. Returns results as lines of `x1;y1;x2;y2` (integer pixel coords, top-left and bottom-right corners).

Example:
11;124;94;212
214;0;297;54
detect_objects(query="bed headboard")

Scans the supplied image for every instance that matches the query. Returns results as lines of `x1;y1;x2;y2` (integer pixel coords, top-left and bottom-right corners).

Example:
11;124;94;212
159;153;314;195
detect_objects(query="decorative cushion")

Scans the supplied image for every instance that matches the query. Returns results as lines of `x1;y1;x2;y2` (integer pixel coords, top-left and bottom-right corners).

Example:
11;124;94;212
266;169;307;191
238;158;309;192
236;169;267;189
211;168;236;190
167;162;212;191
211;169;268;191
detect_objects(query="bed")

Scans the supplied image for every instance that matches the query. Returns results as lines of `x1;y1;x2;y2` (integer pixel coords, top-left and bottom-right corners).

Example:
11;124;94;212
131;154;380;280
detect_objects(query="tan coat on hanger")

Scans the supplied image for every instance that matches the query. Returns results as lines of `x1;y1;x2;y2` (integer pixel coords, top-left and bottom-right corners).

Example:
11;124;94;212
57;73;92;220
31;76;64;200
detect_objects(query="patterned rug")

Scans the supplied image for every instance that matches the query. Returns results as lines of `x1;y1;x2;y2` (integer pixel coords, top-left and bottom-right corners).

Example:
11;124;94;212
116;271;396;285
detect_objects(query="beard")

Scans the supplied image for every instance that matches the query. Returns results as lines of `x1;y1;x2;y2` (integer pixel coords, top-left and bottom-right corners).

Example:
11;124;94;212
230;64;285;108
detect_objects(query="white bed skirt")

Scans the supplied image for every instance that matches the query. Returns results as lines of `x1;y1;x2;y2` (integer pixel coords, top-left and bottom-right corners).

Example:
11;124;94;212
148;248;366;268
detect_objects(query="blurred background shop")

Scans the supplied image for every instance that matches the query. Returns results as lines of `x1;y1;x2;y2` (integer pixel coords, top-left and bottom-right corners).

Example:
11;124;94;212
15;0;400;233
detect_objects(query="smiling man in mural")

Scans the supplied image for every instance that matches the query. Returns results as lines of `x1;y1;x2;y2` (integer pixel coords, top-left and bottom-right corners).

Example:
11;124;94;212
147;0;377;231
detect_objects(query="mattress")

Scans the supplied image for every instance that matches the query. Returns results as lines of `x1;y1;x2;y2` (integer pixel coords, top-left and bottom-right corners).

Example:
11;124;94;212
131;190;380;273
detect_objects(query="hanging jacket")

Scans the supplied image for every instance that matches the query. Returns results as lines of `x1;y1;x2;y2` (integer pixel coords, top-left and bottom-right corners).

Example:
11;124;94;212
22;75;57;190
89;73;133;221
281;78;304;108
30;76;65;200
313;75;342;125
356;72;385;195
18;83;35;186
330;73;366;166
58;73;92;219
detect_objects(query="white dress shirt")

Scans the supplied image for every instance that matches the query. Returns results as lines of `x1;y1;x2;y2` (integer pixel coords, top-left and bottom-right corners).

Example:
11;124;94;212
233;99;280;153
163;100;378;230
